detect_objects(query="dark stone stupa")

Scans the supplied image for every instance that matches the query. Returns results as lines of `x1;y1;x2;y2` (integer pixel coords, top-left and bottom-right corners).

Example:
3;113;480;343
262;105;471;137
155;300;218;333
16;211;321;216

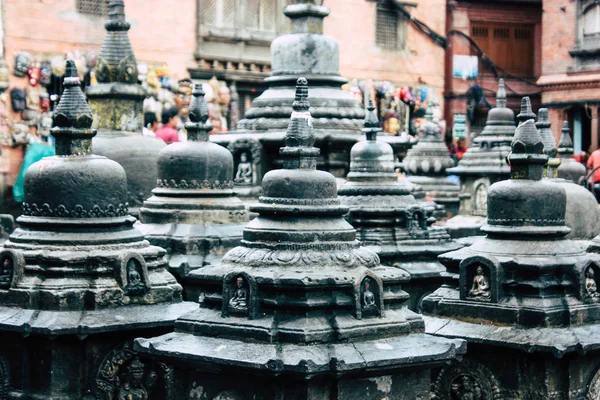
136;78;465;399
444;79;515;238
87;0;166;215
557;121;587;184
212;0;414;195
0;61;194;399
423;105;600;399
402;107;460;218
138;84;248;299
338;101;461;312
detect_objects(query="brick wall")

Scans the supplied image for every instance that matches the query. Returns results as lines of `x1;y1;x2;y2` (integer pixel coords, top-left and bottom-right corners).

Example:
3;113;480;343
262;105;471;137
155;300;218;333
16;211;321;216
325;0;447;106
3;0;197;83
539;0;577;77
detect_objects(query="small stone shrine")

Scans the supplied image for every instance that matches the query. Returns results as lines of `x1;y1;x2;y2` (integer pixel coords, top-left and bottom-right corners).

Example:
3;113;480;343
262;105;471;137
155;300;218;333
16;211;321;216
87;0;166;215
537;107;600;240
403;107;460;218
423;107;600;400
0;60;194;399
137;84;248;299
557;121;587;184
338;100;461;312
212;0;414;194
444;79;515;238
136;78;465;399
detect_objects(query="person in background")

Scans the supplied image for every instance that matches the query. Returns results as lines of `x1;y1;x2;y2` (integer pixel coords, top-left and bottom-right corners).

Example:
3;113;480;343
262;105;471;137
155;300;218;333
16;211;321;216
143;111;158;138
587;149;600;201
155;108;180;144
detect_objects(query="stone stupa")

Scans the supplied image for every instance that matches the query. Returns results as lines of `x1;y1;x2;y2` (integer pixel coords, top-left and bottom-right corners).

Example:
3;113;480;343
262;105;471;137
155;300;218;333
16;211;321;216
338;100;461;311
403;107;460;218
423;108;600;399
87;0;166;216
137;84;248;299
0;60;194;399
211;0;415;195
557;121;587;184
136;78;465;399
444;79;515;238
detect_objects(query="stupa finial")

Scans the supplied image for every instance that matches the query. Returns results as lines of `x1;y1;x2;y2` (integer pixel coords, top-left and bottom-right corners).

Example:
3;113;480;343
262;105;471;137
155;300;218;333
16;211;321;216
536;108;557;159
516;96;536;125
363;97;380;141
509;118;547;180
186;84;212;142
559;121;573;150
51;60;95;156
96;0;137;83
496;78;506;108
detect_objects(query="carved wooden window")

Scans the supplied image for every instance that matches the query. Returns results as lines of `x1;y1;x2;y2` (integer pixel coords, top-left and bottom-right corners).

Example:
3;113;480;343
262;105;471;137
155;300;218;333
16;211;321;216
204;0;236;28
375;4;406;51
245;0;277;32
584;3;600;37
76;0;110;16
470;22;535;77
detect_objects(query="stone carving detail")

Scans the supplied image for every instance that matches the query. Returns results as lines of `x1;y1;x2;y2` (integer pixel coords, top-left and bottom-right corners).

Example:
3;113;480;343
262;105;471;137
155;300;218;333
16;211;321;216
227;138;263;186
228;276;249;316
586;365;600;399
585;267;600;300
156;179;234;190
96;342;157;400
233;151;253;185
474;183;488;216
222;247;379;268
0;253;15;290
22;202;129;218
360;277;380;317
213;391;245;400
468;265;491;300
430;360;502;400
123;257;148;296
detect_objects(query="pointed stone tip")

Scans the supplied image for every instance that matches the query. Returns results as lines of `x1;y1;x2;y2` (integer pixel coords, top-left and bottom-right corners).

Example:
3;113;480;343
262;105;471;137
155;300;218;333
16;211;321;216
512;119;543;154
363;99;379;133
517;96;535;122
65;59;77;78
292;77;310;112
192;83;205;97
537;108;549;121
496;78;506;107
562;121;570;132
188;84;209;124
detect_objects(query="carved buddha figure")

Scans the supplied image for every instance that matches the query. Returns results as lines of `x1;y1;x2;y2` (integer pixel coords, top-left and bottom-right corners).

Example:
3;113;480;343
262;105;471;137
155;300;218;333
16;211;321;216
361;278;379;315
0;257;12;287
474;184;488;215
118;358;148;400
125;259;146;296
586;267;600;299
229;277;248;311
469;265;491;299
234;152;253;185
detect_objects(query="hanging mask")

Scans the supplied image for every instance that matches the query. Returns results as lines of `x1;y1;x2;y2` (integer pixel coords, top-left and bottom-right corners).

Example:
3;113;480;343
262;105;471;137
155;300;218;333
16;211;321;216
39;61;52;86
13;52;31;78
38;113;52;138
28;62;41;86
10;88;26;112
12;123;29;145
39;92;50;113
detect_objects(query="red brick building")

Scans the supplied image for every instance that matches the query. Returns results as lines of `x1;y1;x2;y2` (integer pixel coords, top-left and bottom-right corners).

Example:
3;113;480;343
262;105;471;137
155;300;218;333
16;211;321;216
444;0;542;140
538;0;600;154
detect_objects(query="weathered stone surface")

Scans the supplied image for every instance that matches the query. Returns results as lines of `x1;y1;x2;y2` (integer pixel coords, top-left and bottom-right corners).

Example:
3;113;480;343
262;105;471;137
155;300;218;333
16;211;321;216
0;58;194;399
444;79;515;238
338;101;461;311
423;98;600;399
87;0;165;215
403;107;460;218
136;77;465;399
138;85;248;299
211;1;415;191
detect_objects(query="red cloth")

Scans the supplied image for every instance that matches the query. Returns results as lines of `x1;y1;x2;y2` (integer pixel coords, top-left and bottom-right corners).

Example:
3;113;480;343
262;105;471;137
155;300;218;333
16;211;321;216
155;126;180;144
587;149;600;183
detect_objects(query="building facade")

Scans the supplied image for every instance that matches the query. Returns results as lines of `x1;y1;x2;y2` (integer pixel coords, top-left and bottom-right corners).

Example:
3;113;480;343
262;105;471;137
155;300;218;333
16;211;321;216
538;0;600;154
444;0;542;140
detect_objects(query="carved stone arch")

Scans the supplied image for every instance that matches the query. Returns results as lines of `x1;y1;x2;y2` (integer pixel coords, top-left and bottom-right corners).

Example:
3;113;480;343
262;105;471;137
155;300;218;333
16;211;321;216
577;260;600;302
118;252;150;297
459;255;502;303
354;271;384;319
0;249;24;289
430;359;503;400
222;271;258;319
226;137;265;185
586;363;600;399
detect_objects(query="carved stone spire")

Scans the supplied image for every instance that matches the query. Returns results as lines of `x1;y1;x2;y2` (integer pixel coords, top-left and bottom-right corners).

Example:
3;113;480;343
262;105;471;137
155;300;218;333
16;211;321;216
51;60;95;156
285;0;329;34
509;119;547;181
516;96;536;125
363;99;380;142
185;84;213;142
95;0;138;83
496;78;507;108
536;108;559;178
558;121;574;156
